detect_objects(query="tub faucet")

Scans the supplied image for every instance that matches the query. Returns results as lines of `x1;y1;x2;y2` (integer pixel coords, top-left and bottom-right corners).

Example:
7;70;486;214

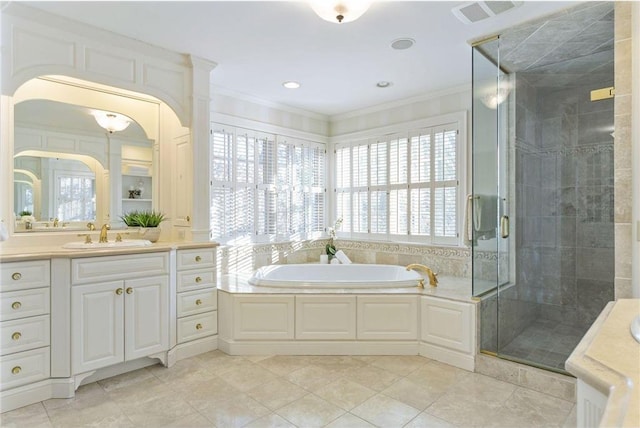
99;224;110;243
87;222;96;231
406;263;439;287
53;218;59;227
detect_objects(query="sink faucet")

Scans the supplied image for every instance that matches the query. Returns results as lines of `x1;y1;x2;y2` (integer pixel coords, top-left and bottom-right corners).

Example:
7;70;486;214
53;218;59;227
406;263;439;287
99;224;110;243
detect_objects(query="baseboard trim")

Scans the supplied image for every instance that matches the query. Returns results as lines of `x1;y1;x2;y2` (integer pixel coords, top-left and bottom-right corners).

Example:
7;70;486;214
172;336;218;362
1;380;54;413
419;342;475;371
219;338;420;355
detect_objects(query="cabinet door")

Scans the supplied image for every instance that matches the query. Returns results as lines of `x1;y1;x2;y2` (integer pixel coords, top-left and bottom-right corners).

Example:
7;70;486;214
72;281;124;374
174;138;192;227
124;276;169;360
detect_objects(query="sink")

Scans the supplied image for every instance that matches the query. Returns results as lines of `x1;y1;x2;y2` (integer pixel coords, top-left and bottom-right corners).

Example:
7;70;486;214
631;315;640;343
62;239;153;249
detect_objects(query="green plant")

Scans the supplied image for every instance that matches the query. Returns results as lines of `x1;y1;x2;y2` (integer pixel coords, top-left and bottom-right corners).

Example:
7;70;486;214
120;210;167;227
19;210;32;216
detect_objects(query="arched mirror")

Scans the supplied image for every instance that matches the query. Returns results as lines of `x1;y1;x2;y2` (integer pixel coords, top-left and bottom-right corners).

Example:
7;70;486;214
12;77;159;233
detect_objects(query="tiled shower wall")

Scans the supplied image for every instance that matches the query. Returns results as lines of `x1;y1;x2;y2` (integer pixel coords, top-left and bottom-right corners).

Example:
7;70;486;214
514;76;615;330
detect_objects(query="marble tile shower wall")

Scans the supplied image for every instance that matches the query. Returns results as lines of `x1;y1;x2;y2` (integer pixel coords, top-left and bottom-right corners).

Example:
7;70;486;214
515;75;615;330
218;239;477;278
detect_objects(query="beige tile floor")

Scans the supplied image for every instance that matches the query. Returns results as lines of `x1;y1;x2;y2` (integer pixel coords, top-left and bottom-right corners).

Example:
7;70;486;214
1;351;577;428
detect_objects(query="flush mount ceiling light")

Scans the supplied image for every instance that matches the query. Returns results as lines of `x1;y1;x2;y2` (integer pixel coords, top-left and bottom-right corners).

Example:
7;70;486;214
376;81;392;88
310;0;371;24
480;87;510;109
391;38;415;50
93;111;131;133
283;81;301;89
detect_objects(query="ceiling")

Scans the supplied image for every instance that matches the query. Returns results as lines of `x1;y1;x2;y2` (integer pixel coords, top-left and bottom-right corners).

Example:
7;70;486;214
23;1;578;117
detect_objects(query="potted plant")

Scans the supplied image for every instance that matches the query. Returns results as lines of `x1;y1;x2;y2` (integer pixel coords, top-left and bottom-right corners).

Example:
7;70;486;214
120;209;167;242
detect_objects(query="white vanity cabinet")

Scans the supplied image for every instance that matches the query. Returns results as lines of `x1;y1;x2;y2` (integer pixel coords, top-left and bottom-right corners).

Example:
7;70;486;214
175;248;217;345
0;260;51;392
71;253;169;375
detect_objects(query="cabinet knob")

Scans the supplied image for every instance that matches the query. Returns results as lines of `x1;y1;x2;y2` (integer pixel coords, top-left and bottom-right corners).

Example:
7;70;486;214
126;287;133;295
195;299;202;306
115;288;124;295
195;276;202;283
11;366;21;375
196;323;203;330
195;256;202;262
11;272;22;281
186;216;191;222
11;332;22;341
11;301;22;310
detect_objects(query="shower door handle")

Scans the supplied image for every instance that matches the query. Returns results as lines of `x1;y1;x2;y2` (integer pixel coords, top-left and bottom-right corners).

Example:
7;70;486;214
500;215;510;239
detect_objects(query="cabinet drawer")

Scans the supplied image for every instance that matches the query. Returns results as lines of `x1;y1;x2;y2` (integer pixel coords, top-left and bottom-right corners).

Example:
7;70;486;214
177;269;216;292
177;248;215;270
72;252;169;284
0;288;50;322
177;289;217;317
0;347;50;391
0;260;50;292
0;315;50;356
177;312;217;344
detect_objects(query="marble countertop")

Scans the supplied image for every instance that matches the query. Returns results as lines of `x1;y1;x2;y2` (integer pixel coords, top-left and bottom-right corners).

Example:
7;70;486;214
219;272;475;303
0;241;218;262
566;299;640;427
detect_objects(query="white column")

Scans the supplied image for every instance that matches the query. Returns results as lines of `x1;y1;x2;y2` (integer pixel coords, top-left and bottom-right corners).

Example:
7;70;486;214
189;56;217;242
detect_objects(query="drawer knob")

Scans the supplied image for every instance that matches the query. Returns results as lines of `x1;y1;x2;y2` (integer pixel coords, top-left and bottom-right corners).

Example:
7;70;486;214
195;256;202;262
11;301;22;310
196;323;203;330
195;276;202;283
11;366;21;375
11;272;22;281
126;287;133;295
12;332;22;341
195;299;202;305
115;288;124;295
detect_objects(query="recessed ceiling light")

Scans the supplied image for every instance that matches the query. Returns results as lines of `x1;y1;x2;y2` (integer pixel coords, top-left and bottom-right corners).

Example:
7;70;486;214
283;81;301;89
391;38;415;50
376;81;392;88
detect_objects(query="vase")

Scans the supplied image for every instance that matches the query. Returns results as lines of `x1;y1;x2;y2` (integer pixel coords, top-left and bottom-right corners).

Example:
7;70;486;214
140;227;161;243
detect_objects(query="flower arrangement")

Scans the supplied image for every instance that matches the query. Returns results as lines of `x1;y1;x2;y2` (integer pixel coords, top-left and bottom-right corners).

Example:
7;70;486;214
120;210;167;228
325;217;343;259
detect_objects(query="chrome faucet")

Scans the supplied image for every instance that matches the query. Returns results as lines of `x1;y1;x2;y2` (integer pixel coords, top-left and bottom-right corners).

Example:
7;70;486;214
406;263;439;287
99;224;110;243
53;218;59;227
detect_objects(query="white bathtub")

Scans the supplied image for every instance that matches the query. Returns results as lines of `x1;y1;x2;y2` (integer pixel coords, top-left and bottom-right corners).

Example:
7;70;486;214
248;264;423;288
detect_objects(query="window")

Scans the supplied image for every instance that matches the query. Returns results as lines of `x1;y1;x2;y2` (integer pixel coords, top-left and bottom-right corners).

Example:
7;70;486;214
211;125;325;243
335;121;461;245
55;175;96;221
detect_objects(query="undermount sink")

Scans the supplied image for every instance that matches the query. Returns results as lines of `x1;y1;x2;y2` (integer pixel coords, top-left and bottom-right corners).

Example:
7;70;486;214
62;239;153;249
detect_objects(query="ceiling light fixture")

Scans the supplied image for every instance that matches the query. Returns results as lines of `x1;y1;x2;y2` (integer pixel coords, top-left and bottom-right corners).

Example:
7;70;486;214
310;0;371;24
283;81;301;89
480;87;510;109
376;81;392;88
391;38;415;50
93;111;131;133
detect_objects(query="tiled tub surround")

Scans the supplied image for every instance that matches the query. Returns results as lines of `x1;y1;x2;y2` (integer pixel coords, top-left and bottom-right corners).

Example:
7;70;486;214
219;239;475;279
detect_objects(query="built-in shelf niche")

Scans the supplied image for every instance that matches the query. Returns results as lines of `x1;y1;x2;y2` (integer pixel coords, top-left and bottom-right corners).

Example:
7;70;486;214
121;145;153;215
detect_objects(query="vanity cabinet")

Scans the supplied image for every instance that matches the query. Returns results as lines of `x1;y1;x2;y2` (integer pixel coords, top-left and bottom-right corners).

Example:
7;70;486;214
175;248;217;344
71;253;169;375
0;260;51;392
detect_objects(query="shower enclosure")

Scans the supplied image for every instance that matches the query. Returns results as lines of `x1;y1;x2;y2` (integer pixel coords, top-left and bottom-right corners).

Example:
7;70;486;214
472;2;615;374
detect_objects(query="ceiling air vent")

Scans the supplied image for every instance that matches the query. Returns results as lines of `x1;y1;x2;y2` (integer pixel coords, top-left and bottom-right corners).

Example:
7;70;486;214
452;1;523;24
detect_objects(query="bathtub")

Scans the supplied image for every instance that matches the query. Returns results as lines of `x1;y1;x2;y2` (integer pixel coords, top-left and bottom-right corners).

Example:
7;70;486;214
248;263;423;288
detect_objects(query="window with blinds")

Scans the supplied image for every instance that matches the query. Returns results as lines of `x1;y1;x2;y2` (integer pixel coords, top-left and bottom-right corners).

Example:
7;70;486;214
334;123;460;245
210;125;325;243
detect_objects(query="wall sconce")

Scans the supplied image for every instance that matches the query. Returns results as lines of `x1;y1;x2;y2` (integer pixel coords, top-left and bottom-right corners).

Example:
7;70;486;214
93;111;131;133
310;0;371;23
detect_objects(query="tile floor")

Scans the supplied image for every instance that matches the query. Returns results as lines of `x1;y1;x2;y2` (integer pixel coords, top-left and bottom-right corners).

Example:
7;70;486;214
1;351;577;428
